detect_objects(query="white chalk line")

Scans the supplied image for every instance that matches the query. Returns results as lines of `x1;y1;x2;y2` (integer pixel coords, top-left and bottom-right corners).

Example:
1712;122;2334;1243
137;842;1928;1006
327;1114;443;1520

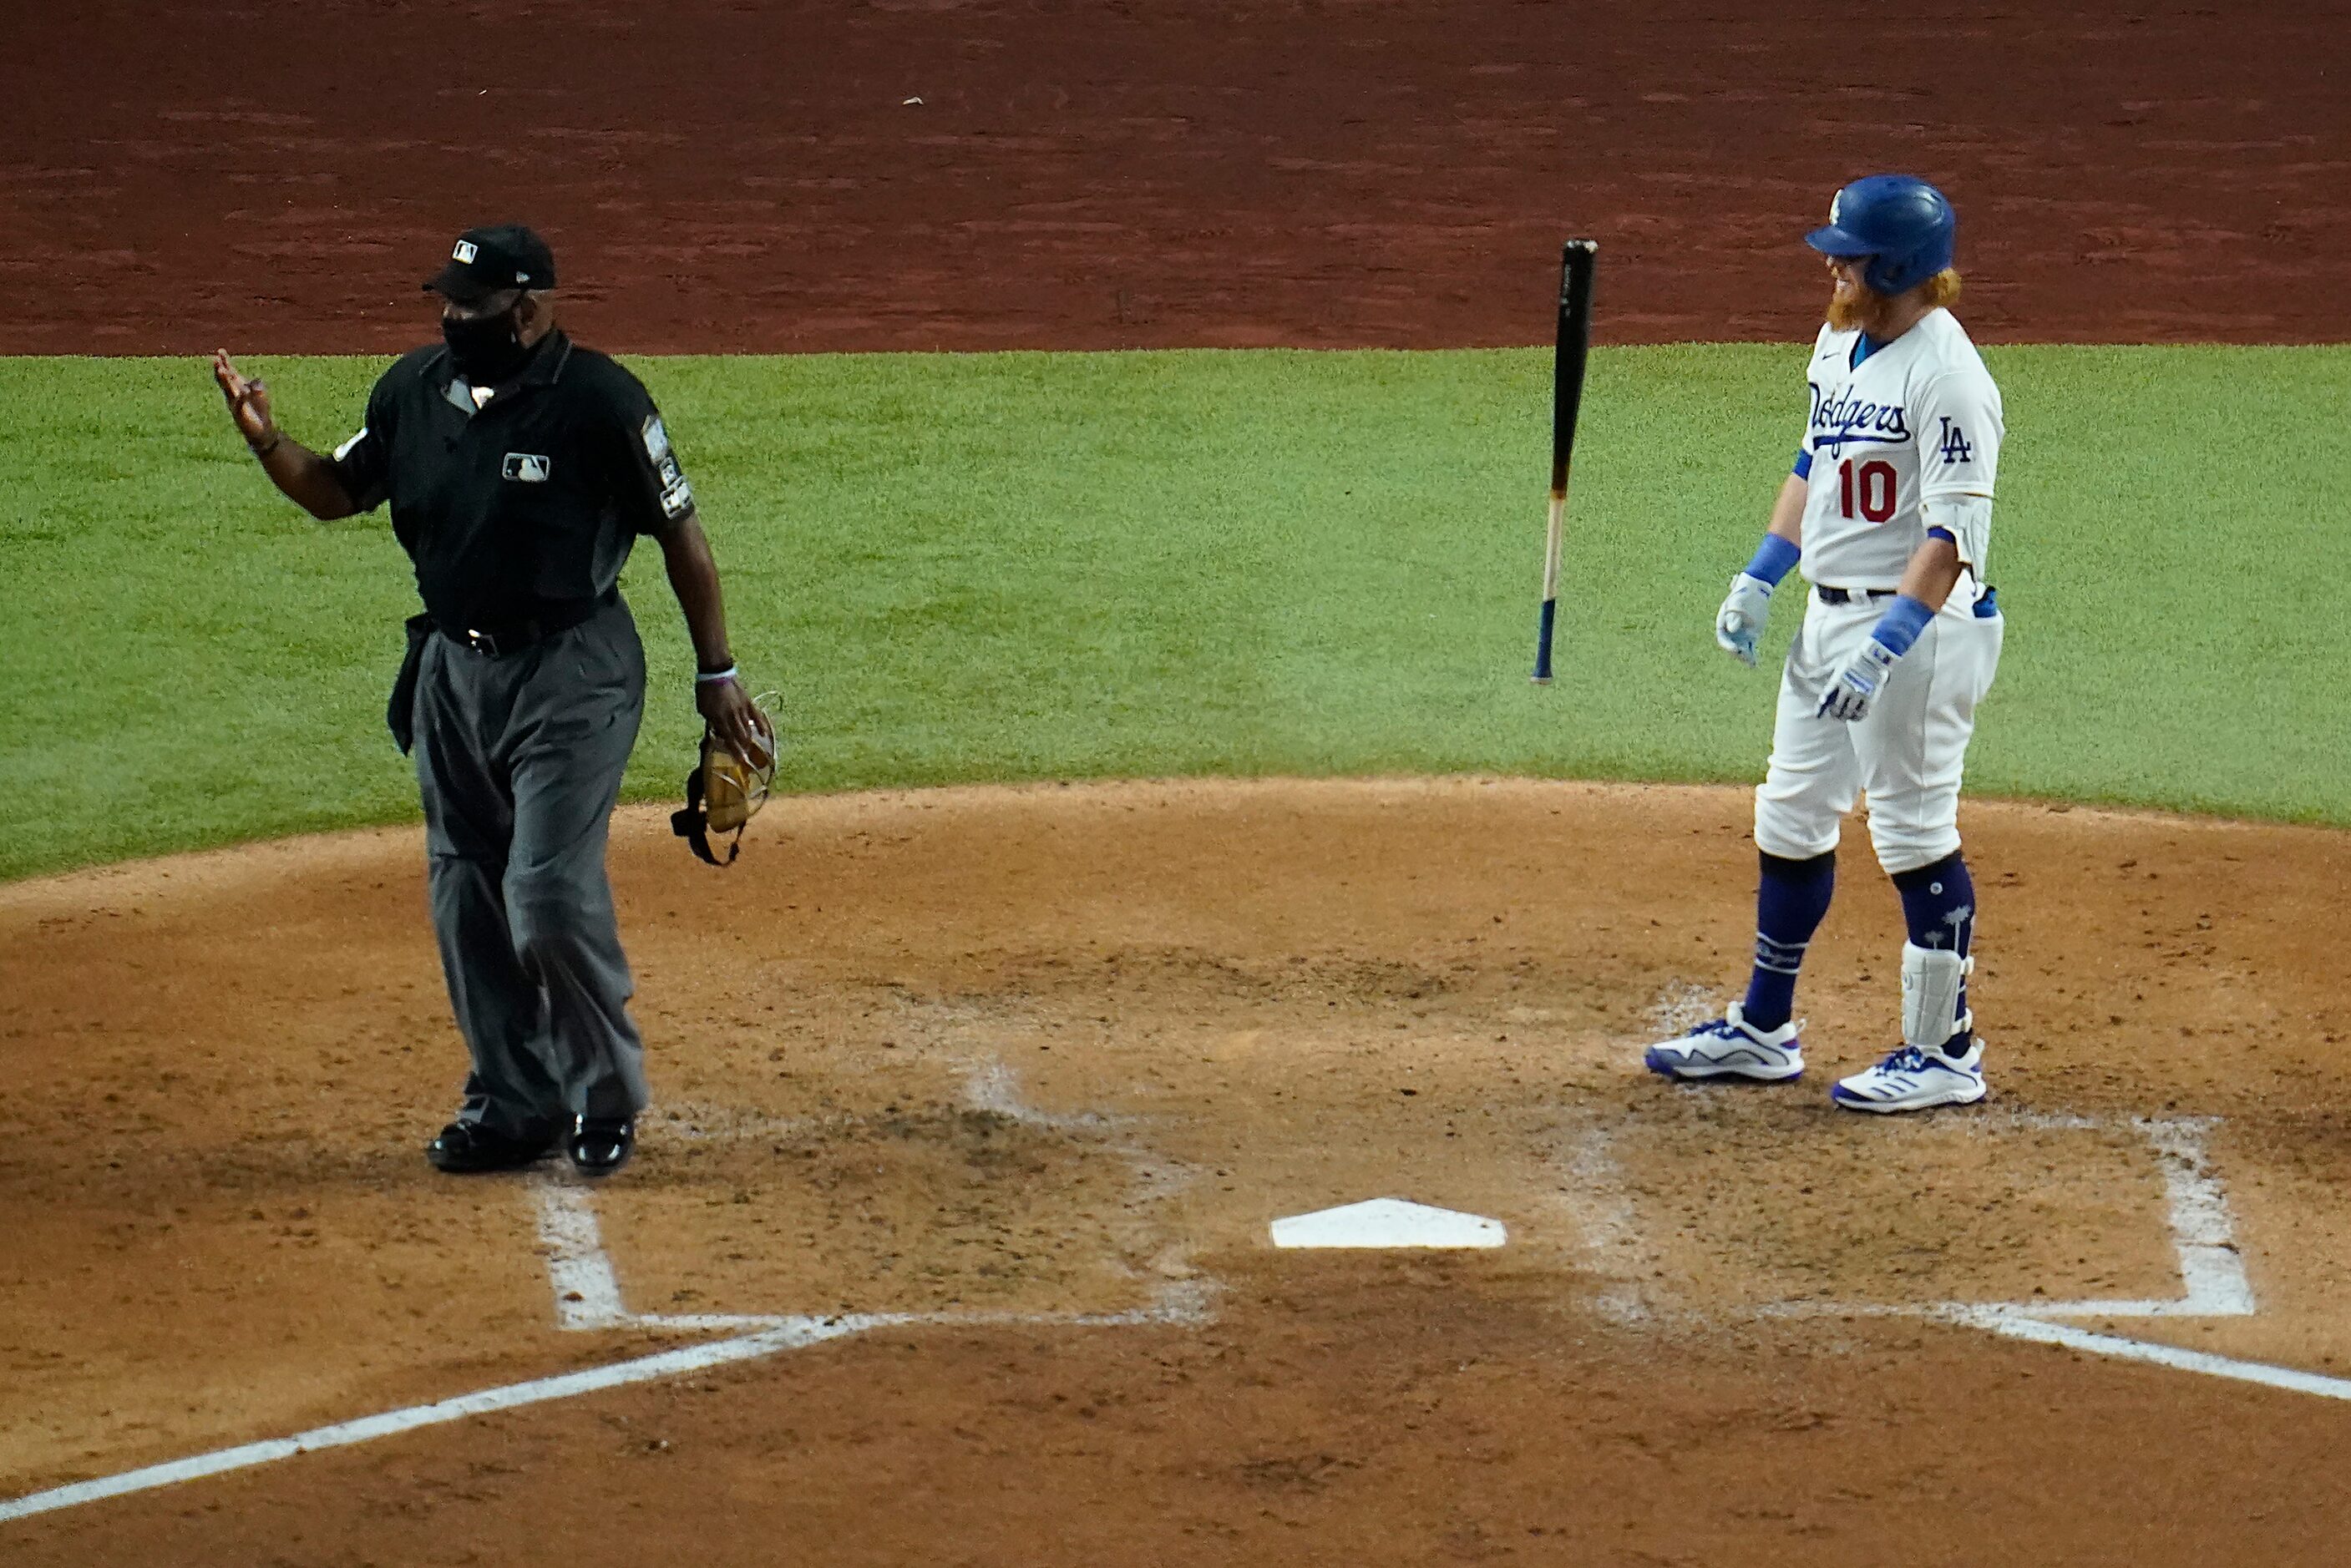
533;1164;1208;1337
535;1176;629;1331
4;1090;2308;1524
1736;1113;2250;1318
3;1060;1210;1526
1750;1303;2351;1404
1959;1310;2351;1402
2139;1115;2257;1318
0;1317;869;1525
1589;1029;2295;1399
959;1055;1121;1136
1553;1118;1653;1324
955;1054;1204;1290
1731;1112;2315;1398
573;1057;1206;1333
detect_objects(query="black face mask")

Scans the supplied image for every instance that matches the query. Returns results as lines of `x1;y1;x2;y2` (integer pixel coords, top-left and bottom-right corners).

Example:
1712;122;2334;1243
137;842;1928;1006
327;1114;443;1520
443;303;530;384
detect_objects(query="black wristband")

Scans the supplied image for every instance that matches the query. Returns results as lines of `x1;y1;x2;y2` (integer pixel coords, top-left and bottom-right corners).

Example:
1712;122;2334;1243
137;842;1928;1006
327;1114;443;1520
248;430;284;458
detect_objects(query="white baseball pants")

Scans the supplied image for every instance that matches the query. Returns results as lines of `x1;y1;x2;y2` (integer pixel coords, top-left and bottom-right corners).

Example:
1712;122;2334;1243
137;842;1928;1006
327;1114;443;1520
1754;584;2004;874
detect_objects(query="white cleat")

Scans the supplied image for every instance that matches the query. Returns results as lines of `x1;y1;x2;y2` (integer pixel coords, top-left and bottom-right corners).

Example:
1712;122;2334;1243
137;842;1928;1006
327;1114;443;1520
1830;1039;1986;1114
1643;1003;1805;1083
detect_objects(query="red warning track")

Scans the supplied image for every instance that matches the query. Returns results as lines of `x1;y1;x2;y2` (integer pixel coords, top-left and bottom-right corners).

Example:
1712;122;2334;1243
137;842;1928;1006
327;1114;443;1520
3;0;2343;356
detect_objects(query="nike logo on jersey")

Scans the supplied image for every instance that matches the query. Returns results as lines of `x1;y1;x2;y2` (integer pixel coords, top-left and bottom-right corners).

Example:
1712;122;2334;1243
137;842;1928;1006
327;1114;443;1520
1936;417;1975;463
1808;383;1913;453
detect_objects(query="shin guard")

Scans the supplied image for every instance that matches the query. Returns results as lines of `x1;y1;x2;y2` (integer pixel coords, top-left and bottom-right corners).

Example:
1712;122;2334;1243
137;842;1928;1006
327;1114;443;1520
1901;941;1973;1052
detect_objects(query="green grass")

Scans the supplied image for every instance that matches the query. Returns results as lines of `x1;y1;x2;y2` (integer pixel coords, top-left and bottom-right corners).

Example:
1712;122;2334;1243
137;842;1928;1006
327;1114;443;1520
1;345;2345;881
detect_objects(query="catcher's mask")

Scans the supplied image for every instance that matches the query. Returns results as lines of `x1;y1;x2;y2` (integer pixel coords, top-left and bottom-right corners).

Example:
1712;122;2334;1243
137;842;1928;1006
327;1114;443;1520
671;696;778;867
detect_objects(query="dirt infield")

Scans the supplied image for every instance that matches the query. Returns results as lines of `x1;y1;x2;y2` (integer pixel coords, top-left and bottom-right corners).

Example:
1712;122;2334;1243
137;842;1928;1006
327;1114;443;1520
7;779;2351;1560
6;1;2345;356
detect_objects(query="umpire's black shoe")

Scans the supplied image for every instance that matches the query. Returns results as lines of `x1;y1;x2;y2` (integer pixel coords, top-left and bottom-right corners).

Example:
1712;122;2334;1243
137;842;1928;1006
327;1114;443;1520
568;1116;636;1176
426;1119;559;1174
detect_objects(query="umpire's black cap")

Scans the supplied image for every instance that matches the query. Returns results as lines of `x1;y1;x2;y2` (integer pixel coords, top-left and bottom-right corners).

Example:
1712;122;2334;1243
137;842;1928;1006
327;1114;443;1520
423;225;557;306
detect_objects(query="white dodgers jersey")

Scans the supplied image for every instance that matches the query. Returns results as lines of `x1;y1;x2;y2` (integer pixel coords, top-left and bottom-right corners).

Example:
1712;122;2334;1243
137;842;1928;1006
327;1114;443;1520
1796;309;2002;589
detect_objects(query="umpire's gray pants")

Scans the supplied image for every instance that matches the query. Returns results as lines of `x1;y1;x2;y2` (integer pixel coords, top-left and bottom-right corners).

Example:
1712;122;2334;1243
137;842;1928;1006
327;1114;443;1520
413;597;648;1138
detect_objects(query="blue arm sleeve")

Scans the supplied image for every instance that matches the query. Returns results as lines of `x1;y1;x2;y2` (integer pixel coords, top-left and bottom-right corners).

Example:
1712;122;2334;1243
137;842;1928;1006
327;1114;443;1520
1791;447;1813;480
1742;532;1801;587
1867;594;1938;658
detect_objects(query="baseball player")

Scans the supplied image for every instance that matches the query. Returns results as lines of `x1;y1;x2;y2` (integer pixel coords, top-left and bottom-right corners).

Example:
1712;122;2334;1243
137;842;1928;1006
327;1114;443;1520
211;225;772;1176
1645;175;2006;1113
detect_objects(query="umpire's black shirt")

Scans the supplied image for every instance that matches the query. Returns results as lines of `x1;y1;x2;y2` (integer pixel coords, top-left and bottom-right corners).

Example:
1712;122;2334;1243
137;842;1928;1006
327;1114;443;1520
327;330;695;631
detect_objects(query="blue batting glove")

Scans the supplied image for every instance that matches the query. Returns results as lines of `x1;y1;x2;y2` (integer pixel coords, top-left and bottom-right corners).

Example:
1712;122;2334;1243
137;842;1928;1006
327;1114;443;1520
1817;638;1900;721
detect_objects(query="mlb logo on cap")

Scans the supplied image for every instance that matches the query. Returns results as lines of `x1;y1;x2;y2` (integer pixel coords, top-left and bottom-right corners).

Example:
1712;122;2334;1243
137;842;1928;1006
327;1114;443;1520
425;225;557;306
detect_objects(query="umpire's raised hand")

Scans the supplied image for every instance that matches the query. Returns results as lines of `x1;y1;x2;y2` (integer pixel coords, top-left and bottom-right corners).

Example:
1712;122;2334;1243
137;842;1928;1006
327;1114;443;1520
211;350;357;520
212;350;276;448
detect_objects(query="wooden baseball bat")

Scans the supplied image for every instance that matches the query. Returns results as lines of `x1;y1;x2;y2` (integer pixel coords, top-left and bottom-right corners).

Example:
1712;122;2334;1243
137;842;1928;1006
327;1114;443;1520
1533;240;1598;685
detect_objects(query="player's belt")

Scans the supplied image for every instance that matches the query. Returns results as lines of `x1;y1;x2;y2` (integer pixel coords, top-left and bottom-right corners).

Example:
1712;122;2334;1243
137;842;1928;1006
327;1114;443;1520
438;587;618;658
1815;586;1897;605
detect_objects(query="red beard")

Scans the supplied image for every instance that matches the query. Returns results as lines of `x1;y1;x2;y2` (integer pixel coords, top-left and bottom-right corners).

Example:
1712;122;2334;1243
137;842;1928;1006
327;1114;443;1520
1827;281;1881;334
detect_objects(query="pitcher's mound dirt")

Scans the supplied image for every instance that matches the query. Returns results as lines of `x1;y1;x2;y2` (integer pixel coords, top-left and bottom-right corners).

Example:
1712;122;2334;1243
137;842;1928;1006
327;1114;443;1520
7;778;2351;1562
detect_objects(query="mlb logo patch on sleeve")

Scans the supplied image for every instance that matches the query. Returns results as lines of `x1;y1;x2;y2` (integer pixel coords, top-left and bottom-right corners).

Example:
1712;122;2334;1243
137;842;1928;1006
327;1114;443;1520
501;453;554;483
654;448;693;518
641;415;671;463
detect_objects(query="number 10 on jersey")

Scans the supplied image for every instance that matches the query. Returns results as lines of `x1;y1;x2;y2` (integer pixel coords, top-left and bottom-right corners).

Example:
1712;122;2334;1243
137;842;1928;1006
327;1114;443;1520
1838;458;1897;524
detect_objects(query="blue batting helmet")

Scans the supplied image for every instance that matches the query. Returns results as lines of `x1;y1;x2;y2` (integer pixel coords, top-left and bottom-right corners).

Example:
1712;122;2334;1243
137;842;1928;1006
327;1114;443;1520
1805;175;1956;295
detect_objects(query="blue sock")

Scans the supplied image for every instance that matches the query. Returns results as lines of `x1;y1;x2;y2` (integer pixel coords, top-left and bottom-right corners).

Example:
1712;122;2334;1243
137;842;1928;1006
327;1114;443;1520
1890;851;1976;1046
1740;849;1837;1032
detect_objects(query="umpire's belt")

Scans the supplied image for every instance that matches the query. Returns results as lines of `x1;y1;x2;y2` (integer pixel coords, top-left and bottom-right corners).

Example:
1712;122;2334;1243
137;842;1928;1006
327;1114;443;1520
436;588;616;658
1814;586;1896;605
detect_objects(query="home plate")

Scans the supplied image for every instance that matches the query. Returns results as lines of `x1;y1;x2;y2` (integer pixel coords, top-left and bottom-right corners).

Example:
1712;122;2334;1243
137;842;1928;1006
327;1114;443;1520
1269;1198;1507;1250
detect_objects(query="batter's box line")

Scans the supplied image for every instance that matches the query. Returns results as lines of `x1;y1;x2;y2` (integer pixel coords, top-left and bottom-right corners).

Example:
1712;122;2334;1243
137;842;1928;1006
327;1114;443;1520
529;1174;1213;1335
1731;1113;2351;1403
0;1240;1217;1534
0;1060;1210;1530
535;1054;1213;1336
1747;1113;2252;1324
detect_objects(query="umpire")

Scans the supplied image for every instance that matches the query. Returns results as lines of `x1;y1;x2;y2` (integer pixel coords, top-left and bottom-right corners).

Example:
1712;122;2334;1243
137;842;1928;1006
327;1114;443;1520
211;225;768;1178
